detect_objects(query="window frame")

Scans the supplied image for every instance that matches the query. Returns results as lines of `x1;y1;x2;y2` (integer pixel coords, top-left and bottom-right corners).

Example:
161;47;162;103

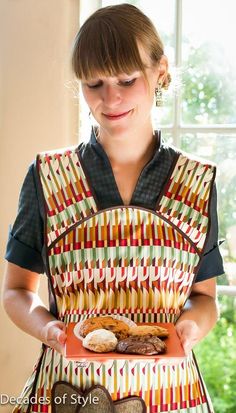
163;0;236;146
79;0;236;143
78;0;236;292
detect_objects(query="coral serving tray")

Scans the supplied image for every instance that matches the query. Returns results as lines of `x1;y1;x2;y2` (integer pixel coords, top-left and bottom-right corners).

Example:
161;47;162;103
65;322;185;360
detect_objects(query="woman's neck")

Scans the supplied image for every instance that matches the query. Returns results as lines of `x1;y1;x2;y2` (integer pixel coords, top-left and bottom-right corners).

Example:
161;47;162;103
95;125;157;166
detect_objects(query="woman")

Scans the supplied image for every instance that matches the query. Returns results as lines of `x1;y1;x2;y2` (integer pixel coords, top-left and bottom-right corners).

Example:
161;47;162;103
3;4;224;413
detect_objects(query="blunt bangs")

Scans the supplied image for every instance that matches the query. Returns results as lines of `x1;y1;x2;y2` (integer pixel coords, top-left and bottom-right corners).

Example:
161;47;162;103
72;16;147;80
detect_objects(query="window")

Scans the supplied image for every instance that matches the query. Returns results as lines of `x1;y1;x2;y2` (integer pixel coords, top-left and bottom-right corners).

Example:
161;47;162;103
78;2;236;410
79;0;236;285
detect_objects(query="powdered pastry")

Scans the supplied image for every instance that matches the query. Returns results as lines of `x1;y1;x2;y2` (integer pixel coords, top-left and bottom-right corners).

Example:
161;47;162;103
82;329;118;353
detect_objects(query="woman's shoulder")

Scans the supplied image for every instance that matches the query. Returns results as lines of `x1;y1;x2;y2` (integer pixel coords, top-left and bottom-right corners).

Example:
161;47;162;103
160;138;216;168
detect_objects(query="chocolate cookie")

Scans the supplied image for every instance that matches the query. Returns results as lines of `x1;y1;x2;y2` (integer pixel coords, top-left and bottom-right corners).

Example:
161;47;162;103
116;335;167;355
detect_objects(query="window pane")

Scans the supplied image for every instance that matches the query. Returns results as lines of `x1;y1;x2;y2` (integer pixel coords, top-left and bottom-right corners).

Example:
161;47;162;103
101;0;175;126
182;0;236;125
181;133;236;285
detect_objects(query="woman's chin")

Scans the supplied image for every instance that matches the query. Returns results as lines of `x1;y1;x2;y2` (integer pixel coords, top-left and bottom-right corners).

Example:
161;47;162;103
102;122;134;139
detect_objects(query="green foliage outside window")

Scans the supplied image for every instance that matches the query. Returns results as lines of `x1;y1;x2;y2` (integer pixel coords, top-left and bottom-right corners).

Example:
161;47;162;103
182;43;236;124
194;295;236;413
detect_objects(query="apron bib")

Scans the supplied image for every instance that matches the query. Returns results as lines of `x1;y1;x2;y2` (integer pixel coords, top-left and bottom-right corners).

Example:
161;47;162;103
13;147;215;413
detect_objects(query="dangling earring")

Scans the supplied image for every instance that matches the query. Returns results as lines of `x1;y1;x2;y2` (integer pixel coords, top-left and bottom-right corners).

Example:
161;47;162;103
164;73;172;90
155;83;163;107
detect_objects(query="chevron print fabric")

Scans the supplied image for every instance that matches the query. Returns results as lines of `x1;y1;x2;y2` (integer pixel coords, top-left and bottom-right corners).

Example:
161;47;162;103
158;155;215;251
12;149;215;413
38;149;97;244
47;208;199;322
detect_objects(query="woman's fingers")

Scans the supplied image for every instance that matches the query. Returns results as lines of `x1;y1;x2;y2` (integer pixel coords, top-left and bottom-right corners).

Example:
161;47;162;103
57;328;67;345
42;320;67;354
175;320;200;355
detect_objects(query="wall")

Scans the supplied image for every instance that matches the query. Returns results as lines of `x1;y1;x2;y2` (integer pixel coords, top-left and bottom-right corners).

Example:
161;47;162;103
0;1;79;412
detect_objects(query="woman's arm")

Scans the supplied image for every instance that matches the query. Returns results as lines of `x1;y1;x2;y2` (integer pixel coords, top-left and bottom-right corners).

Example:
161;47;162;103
2;262;66;354
175;277;219;355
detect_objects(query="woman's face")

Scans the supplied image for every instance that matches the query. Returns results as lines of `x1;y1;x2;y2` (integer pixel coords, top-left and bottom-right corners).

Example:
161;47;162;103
81;51;160;139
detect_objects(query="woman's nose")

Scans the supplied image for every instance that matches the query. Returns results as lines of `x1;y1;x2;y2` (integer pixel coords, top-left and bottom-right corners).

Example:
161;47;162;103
102;84;122;106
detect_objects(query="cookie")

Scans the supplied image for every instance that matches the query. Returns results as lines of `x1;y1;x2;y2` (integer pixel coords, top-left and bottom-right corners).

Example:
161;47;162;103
79;316;130;340
128;325;169;337
116;335;167;355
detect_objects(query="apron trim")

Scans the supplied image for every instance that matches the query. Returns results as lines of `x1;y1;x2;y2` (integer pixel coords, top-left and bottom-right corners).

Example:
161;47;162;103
47;205;201;256
36;155;59;318
26;345;47;413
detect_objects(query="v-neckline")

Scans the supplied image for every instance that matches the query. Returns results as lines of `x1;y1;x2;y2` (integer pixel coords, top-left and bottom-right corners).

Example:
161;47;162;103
91;130;161;207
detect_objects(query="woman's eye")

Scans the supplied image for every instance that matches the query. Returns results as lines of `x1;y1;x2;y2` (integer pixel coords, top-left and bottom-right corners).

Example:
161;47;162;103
86;82;102;89
120;78;136;86
85;78;136;88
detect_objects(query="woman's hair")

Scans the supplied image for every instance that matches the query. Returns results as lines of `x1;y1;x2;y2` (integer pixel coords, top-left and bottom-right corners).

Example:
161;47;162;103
71;3;164;80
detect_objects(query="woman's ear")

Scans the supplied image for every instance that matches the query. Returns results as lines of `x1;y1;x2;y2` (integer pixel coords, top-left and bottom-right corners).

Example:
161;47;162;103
157;55;169;87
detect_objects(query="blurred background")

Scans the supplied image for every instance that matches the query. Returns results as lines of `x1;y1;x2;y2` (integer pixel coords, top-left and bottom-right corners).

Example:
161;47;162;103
1;1;236;412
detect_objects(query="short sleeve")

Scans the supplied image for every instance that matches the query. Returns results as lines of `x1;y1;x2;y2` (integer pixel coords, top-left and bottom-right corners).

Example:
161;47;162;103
195;183;224;282
5;163;45;274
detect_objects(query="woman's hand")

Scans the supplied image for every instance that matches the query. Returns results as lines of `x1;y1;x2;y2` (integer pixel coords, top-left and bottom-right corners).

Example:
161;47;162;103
175;278;219;356
175;319;201;355
41;320;67;354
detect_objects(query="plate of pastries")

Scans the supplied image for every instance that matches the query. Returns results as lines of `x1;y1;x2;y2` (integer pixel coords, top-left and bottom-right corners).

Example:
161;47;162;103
65;315;185;360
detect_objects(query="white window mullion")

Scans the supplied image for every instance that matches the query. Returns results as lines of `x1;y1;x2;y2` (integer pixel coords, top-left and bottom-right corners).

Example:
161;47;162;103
179;125;236;134
173;0;182;147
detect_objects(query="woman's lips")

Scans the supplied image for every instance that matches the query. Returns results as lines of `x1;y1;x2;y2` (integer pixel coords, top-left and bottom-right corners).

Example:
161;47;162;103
103;110;132;120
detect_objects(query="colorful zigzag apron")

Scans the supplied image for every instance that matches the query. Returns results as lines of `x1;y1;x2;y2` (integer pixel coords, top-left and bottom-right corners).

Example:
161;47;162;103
13;146;216;413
